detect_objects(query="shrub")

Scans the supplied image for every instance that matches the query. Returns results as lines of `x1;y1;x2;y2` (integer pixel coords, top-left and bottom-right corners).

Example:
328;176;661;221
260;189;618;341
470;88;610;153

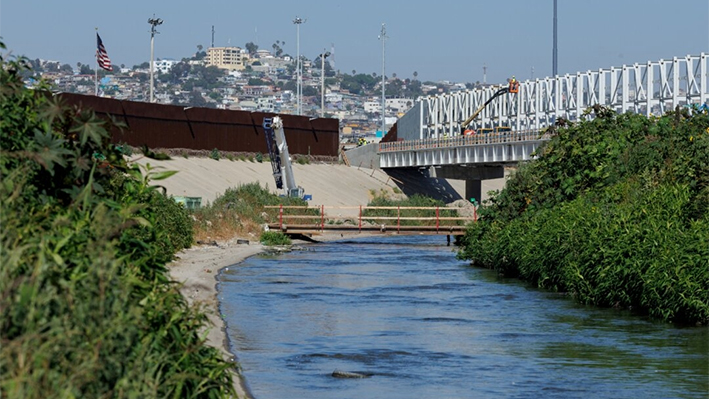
191;182;313;241
0;41;234;397
458;107;709;325
260;231;292;246
210;147;220;160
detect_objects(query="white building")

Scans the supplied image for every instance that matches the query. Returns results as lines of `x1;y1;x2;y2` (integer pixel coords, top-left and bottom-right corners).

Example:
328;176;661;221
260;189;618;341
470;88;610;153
256;96;276;112
153;59;178;74
363;98;414;114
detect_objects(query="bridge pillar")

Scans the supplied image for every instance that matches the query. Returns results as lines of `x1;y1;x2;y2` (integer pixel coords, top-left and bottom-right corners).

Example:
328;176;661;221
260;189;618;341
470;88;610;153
430;165;505;204
466;180;482;204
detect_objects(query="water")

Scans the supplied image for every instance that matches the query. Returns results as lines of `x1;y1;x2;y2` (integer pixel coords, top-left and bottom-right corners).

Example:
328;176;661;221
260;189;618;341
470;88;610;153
219;235;708;399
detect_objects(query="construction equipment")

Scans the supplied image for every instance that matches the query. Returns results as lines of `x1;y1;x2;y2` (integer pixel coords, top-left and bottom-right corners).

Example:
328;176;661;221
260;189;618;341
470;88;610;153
263;116;306;199
460;79;519;135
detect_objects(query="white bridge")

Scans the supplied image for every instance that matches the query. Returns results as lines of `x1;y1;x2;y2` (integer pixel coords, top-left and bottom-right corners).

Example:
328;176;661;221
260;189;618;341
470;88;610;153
371;54;708;201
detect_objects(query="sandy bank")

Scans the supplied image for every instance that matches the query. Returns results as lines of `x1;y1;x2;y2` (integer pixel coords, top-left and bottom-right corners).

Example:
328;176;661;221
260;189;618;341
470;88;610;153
168;238;263;398
169;232;352;398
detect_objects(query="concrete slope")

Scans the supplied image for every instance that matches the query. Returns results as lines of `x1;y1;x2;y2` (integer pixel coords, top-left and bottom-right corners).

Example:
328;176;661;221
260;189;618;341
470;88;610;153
132;157;408;216
131;156;508;216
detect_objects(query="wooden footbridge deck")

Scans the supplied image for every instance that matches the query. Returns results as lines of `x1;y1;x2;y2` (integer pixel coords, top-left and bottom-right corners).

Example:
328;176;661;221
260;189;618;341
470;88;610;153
264;205;477;236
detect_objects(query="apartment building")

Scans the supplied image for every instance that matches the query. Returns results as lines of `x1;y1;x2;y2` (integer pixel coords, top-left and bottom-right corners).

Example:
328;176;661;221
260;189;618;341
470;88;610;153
206;47;250;70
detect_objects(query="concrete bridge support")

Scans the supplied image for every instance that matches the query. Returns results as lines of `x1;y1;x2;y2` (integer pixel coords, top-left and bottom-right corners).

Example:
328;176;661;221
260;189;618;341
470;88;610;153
430;165;505;203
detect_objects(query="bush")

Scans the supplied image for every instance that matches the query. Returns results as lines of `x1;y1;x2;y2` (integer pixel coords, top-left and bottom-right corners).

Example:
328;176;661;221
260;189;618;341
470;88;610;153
0;41;235;397
260;231;292;246
192;182;313;241
458;107;709;325
210;147;220;160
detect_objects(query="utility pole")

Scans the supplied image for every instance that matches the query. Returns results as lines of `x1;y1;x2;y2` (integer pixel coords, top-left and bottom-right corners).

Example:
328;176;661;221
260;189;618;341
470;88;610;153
148;15;163;103
293;16;306;115
320;49;330;118
378;23;387;135
552;0;558;76
483;63;487;85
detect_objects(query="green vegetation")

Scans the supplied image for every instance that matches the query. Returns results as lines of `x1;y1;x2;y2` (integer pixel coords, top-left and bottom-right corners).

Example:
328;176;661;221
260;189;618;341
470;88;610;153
210;147;221;160
259;231;292;246
364;194;462;227
457;106;709;325
0;43;235;397
192;182;312;241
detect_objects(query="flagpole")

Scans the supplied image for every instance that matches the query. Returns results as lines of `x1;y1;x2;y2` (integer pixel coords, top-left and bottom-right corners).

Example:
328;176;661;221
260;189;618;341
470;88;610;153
95;28;99;96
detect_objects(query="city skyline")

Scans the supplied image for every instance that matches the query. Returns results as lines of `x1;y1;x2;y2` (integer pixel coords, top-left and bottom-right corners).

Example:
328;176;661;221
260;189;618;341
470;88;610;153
1;0;707;85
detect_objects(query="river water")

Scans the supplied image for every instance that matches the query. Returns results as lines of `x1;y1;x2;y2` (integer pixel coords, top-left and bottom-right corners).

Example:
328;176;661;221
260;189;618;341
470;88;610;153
219;235;708;399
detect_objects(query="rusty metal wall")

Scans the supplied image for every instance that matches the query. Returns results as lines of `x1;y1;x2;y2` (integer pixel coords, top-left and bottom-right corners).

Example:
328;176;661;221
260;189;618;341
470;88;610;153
381;122;398;143
59;93;339;156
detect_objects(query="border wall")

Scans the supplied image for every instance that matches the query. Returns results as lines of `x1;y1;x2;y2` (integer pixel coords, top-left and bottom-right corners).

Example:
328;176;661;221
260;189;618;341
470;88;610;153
59;93;339;157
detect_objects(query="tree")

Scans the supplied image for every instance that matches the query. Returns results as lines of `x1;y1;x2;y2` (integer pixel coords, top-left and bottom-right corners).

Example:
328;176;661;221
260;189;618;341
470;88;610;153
188;89;207;107
248;77;269;86
79;64;94;75
385;78;404;97
272;40;285;57
60;64;73;74
245;42;258;56
303;86;317;96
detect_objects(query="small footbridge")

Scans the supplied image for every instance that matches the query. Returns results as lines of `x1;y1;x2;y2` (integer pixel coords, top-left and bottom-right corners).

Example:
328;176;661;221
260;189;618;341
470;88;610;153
265;205;477;236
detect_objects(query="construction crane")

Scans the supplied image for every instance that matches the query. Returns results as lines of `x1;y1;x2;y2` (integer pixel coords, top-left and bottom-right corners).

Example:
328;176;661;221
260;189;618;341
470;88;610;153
263;116;306;198
461;78;519;135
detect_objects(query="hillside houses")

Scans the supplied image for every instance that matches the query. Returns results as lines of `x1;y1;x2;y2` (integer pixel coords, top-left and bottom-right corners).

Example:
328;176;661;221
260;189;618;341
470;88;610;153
26;45;467;141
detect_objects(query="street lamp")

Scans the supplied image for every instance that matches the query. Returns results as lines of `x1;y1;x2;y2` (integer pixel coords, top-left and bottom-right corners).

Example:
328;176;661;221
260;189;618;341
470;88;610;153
378;23;387;135
293;16;306;115
320;49;330;117
148;15;163;103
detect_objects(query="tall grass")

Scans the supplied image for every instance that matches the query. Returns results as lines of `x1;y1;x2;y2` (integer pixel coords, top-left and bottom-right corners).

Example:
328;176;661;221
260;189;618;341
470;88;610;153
191;182;314;241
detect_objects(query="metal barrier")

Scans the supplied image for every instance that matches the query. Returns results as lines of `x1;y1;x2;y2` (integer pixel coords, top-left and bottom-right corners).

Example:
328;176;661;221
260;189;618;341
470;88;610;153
379;129;552;153
263;205;477;235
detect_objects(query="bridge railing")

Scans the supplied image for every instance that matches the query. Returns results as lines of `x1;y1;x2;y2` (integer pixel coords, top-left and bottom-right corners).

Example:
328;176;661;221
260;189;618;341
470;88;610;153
379;129;551;153
264;205;477;235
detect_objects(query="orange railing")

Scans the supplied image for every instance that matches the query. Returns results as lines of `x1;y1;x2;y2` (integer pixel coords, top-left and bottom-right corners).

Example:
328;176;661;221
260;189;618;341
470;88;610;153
263;205;477;235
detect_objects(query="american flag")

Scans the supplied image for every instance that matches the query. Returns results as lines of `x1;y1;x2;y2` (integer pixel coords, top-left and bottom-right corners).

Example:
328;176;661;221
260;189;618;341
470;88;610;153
96;33;112;71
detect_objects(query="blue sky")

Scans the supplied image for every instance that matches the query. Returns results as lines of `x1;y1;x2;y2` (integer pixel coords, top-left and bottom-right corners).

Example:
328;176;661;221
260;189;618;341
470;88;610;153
1;0;707;84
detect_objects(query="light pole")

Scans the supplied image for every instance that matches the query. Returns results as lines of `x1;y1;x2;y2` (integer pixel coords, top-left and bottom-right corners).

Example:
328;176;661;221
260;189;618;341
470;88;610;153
552;0;557;76
148;15;163;103
293;16;306;115
378;23;387;135
320;49;330;117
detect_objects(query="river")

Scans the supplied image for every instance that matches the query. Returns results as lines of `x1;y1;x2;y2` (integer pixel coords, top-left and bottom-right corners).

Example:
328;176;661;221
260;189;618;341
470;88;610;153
219;235;708;399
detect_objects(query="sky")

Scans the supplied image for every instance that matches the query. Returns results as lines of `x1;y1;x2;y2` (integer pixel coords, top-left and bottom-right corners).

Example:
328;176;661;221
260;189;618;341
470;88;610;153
1;0;707;85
